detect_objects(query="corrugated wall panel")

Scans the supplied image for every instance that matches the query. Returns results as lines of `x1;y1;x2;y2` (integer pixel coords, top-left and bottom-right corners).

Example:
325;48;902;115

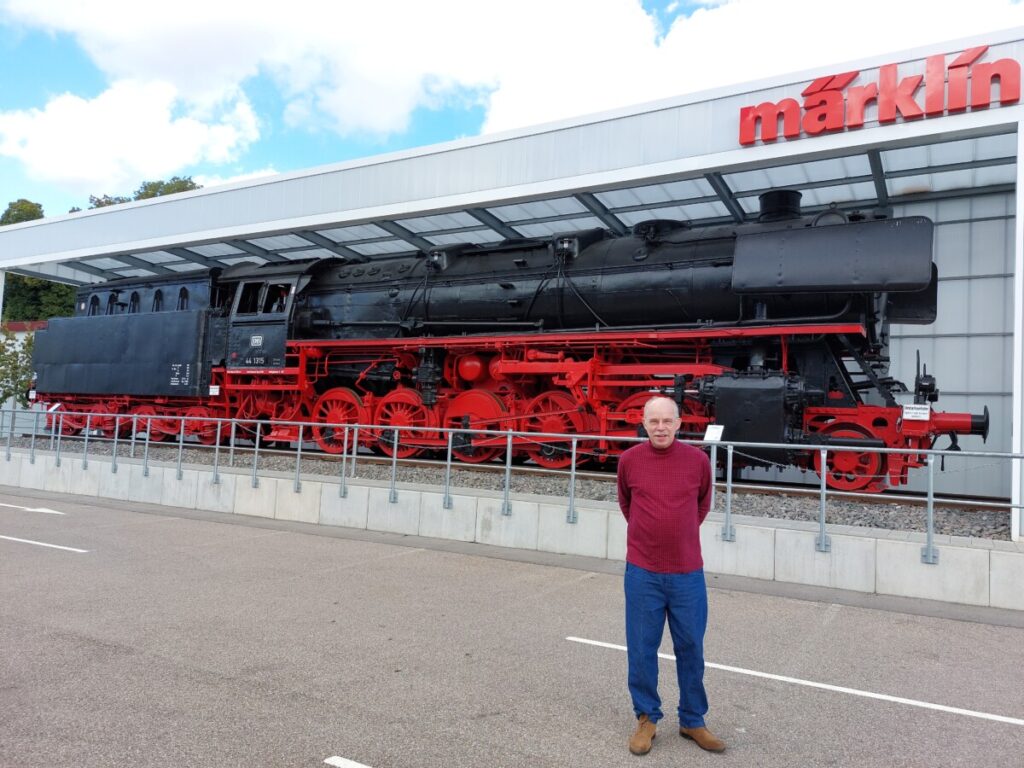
887;192;1015;497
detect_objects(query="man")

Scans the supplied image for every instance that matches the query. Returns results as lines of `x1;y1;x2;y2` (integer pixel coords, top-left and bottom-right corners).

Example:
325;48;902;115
616;395;725;756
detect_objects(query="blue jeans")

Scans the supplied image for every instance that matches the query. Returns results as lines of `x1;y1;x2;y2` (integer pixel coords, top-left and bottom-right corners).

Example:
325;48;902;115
624;562;708;727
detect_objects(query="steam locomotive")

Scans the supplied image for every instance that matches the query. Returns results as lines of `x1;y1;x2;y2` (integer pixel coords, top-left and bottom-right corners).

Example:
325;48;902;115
30;189;988;491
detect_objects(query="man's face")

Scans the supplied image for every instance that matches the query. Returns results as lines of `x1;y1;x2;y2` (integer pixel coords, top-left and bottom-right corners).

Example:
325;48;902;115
643;399;681;450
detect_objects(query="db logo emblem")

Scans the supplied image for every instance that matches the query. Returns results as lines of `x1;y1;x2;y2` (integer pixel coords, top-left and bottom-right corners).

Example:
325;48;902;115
251;335;264;347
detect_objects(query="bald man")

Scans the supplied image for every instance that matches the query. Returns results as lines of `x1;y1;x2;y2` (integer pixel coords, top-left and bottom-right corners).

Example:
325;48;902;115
617;395;725;756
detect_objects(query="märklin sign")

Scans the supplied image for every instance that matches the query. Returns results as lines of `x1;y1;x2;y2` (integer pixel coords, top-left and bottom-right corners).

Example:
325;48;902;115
739;45;1021;146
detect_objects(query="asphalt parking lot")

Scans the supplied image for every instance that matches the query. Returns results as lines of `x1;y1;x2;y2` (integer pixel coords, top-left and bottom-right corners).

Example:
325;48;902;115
2;487;1023;768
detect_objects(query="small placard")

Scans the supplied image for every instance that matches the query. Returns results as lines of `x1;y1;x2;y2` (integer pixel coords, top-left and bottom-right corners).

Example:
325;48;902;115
209;385;221;396
703;424;725;442
27;390;36;400
901;403;931;421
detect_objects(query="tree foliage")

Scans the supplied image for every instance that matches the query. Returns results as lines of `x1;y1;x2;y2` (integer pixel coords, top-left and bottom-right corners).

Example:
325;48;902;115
0;328;34;407
0;198;43;225
89;176;200;208
1;198;77;321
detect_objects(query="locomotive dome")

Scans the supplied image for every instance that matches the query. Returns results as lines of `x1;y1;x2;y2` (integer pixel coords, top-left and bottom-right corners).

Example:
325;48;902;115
1;27;1022;539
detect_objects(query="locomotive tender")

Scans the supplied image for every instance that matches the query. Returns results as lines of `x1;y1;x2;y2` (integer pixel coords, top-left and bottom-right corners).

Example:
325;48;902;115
31;190;988;491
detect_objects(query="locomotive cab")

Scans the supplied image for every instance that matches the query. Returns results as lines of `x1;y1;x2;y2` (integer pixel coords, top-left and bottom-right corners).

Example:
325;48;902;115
221;260;322;369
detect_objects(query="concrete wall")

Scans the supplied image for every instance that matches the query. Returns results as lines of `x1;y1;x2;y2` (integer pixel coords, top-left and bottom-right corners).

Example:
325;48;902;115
1;448;1021;610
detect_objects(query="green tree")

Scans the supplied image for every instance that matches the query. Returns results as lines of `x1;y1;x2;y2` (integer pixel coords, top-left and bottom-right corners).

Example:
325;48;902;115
0;198;43;225
88;176;200;208
1;198;77;321
0;328;34;407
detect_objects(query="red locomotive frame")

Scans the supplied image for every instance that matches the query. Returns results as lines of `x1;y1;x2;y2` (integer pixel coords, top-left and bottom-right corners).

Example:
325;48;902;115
43;320;977;493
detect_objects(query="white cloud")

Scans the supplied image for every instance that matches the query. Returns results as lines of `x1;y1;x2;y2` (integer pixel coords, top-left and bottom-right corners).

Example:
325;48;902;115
0;80;258;195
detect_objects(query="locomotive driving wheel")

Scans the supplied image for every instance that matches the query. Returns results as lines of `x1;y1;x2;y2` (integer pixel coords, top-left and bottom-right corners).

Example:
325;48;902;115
373;389;434;458
311;387;368;454
130;405;165;441
184;406;220;445
521;391;594;469
812;423;887;493
444;389;507;463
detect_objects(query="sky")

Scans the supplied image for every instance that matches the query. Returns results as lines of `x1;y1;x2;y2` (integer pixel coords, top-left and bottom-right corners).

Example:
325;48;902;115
0;0;1021;219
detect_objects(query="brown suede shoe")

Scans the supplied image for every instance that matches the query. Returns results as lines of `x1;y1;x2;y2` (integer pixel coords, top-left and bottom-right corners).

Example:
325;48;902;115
679;725;726;753
629;715;657;756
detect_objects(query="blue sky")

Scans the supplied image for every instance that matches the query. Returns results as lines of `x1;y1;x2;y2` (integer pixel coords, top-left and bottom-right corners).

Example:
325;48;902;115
0;0;1020;219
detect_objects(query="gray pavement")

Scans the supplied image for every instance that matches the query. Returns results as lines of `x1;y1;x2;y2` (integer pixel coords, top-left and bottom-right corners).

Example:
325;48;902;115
1;486;1023;768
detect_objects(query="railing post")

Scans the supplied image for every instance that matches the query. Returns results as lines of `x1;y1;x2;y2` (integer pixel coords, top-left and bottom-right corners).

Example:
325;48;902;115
111;416;120;474
55;413;63;467
142;420;151;477
130;414;137;458
388;428;399;503
251;422;261;488
6;408;15;461
708;443;718;515
29;410;39;465
176;416;186;480
212;420;222;485
48;411;55;451
350;426;360;478
228;421;237;468
721;444;736;542
816;448;832;552
442;431;453;510
501;429;513;515
294;425;304;493
566;437;579;524
82;413;91;469
921;454;940;564
338;427;349;498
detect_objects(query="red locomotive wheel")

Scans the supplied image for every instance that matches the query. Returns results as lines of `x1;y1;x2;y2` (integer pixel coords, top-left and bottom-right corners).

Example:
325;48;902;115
812;424;887;492
184;406;221;445
129;405;167;442
373;389;435;458
50;407;85;436
444;389;507;463
521;391;594;469
312;388;368;454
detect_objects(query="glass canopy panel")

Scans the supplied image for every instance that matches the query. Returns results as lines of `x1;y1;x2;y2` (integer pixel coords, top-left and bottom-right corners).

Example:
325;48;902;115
189;243;245;257
724;155;872;194
881;133;1017;172
596;177;713;208
347;240;415;256
248;233;315;249
318;223;392;241
487;197;587;223
133;251;181;264
425;230;496;245
515;216;603;237
616;201;728;226
397;211;482;232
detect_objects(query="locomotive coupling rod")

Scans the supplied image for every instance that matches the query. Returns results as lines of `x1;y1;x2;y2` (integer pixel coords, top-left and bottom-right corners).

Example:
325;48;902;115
800;435;886;449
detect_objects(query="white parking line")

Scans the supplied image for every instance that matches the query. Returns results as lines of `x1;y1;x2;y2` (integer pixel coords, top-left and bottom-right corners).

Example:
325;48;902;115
0;502;65;515
324;757;373;768
566;636;1024;726
0;535;88;553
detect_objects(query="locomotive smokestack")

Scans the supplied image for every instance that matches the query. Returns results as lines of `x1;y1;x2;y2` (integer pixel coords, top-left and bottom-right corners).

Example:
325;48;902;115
758;189;802;222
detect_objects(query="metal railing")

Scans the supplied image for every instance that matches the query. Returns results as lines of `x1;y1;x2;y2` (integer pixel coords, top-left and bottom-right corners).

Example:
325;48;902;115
2;406;1020;556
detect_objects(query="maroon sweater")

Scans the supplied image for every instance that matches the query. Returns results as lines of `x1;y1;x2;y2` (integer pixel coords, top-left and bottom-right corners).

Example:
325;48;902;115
617;440;712;573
